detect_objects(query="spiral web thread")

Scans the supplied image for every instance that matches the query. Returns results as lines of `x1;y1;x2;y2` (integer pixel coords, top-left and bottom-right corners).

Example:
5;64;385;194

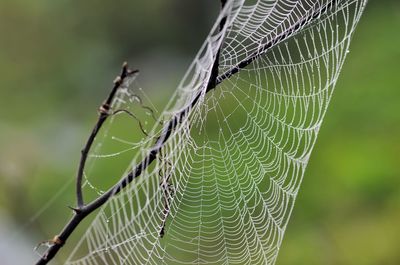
66;0;367;264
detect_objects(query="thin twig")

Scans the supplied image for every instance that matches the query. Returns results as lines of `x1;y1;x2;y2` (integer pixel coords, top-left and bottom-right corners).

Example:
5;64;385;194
207;0;228;91
35;63;139;264
214;1;336;86
76;63;138;208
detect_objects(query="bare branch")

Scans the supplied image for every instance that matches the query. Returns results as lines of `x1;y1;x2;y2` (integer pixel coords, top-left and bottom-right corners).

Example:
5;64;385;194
214;1;336;86
35;1;336;264
207;0;228;91
76;63;138;208
36;63;139;265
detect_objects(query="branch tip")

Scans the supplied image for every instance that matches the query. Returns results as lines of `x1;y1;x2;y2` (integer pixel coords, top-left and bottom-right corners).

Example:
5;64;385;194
113;76;122;85
120;62;130;78
127;69;139;76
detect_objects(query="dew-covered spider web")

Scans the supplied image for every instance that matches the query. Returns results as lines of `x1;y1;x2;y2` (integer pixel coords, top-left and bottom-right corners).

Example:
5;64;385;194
66;0;367;264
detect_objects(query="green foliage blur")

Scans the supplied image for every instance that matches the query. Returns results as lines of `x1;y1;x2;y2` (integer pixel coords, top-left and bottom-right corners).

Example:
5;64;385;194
0;0;399;264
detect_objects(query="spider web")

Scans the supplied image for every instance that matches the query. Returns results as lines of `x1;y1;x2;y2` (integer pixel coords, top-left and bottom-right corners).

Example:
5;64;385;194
66;0;367;264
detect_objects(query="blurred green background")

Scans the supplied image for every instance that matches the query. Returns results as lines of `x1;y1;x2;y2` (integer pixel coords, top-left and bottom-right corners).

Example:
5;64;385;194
0;0;399;264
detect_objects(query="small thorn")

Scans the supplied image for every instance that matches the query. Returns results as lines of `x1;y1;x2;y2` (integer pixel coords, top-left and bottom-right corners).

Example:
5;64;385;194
127;69;139;75
68;206;82;214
